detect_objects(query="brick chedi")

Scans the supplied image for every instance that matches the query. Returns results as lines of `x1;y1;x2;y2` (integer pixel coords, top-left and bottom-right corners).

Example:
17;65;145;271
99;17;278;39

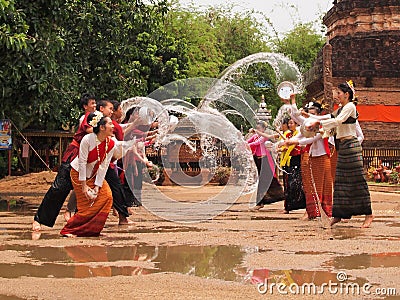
304;0;400;148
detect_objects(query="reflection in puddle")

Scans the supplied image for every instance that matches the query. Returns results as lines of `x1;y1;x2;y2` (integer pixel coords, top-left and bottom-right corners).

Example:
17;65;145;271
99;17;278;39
250;216;300;221
0;243;374;286
295;251;332;255
0;295;25;300
323;252;400;270
234;268;367;286
374;236;400;241
0;226;204;241
0;244;245;281
104;226;204;234
331;228;363;240
0;231;61;241
0;199;37;215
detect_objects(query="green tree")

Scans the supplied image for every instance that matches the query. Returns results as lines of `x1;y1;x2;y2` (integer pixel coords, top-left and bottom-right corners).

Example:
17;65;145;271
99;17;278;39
210;5;270;71
272;22;325;72
164;4;270;78
0;0;28;51
164;6;224;78
1;0;189;130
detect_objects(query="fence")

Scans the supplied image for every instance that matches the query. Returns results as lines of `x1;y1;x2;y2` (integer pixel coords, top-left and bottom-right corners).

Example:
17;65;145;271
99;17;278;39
363;148;400;170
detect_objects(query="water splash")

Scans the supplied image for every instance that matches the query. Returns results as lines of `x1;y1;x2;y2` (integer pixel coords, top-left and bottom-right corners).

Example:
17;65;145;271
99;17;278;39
218;52;302;90
203;52;303;130
119;53;302;222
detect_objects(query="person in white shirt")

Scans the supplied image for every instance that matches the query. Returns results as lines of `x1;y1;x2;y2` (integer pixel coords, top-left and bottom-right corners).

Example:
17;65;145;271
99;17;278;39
306;81;373;228
64;94;96;222
60;112;137;237
285;96;333;220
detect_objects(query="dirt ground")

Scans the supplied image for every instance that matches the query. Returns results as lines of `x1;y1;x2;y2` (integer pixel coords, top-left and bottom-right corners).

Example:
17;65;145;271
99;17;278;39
0;172;399;300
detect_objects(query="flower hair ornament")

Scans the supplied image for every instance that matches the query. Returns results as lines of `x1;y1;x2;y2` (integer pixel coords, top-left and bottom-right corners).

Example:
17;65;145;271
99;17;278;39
89;111;104;127
346;80;356;100
304;102;315;110
305;99;322;112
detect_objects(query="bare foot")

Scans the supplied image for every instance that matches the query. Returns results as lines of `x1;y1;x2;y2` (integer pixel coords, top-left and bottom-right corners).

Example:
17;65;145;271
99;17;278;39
119;216;134;225
300;214;310;221
112;208;118;216
361;215;374;228
282;210;289;214
330;217;341;227
63;210;72;222
31;232;41;240
63;233;77;238
32;221;41;232
127;207;135;215
249;205;264;211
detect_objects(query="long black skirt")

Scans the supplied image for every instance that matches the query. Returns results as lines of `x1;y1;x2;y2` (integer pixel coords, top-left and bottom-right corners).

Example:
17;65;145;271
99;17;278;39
283;155;306;211
333;138;372;218
254;156;285;206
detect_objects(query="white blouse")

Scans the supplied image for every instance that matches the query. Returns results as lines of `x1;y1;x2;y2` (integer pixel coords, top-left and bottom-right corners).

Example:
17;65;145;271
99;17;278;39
70;133;134;187
289;104;333;157
321;102;358;139
290;103;331;126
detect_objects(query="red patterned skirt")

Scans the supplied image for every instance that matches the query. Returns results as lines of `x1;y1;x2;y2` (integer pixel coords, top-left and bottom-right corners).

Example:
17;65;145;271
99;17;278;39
303;154;333;218
60;169;112;237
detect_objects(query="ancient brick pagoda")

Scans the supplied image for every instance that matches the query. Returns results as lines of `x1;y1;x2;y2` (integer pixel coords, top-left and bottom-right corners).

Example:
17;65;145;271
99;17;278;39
304;0;400;148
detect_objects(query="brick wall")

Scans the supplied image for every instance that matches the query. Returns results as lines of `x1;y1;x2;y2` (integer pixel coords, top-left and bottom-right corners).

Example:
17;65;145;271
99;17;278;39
324;0;400;40
330;31;400;80
360;121;400;148
304;0;400;150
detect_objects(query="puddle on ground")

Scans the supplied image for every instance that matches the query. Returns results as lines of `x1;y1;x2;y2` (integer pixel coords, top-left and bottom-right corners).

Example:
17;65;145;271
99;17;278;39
373;236;400;241
323;252;400;269
0;244;246;281
103;225;204;234
331;228;364;240
250;216;301;221
5;232;62;240
0;226;204;241
295;251;333;255
0;295;25;300
234;267;368;286
0;199;37;215
0;243;372;287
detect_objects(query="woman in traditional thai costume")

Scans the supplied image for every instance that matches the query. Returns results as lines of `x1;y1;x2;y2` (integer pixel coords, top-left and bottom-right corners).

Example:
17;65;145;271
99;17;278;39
247;122;285;210
60;112;136;237
287;99;333;219
307;81;373;228
279;118;306;213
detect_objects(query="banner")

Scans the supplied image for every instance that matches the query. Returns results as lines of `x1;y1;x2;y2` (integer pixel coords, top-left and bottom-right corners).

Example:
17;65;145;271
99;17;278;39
0;120;12;150
333;105;400;123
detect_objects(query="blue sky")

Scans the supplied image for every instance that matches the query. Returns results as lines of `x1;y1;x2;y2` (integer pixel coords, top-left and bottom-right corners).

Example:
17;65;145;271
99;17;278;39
178;0;334;35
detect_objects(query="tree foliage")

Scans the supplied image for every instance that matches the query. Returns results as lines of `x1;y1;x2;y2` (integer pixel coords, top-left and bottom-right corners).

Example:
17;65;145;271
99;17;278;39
164;4;269;78
272;22;325;72
1;0;188;130
1;1;325;131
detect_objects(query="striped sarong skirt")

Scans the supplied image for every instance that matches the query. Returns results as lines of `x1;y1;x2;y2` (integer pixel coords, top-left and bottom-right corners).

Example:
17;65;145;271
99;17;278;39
303;154;333;218
60;169;113;237
333;137;372;218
